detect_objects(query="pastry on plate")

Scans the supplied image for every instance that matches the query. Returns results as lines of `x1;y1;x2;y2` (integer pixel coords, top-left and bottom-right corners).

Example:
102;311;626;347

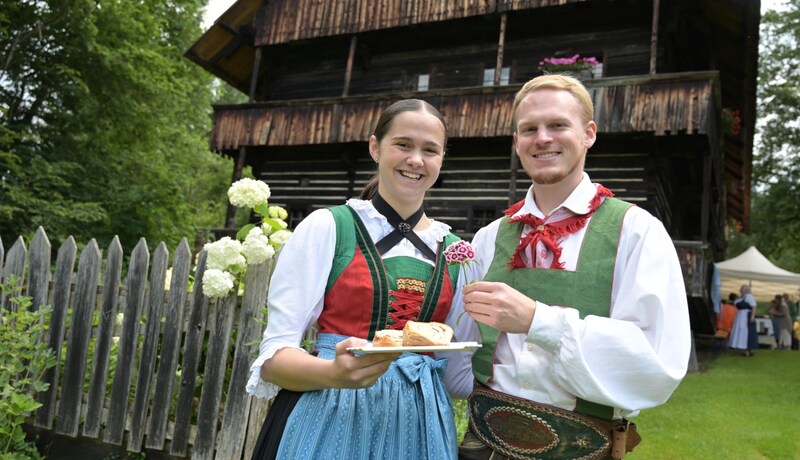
402;321;453;346
372;329;404;347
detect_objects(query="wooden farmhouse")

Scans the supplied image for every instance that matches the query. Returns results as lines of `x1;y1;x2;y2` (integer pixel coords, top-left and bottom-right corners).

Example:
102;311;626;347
186;0;760;335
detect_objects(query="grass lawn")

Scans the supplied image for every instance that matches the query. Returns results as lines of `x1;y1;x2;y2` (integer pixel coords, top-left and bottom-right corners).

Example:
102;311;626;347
628;348;800;460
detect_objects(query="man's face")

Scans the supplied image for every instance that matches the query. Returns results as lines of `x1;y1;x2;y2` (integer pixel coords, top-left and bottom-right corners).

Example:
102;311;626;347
513;88;596;188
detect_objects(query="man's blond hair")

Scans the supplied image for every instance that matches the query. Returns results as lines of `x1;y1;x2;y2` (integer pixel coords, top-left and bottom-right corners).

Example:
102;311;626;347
512;74;594;130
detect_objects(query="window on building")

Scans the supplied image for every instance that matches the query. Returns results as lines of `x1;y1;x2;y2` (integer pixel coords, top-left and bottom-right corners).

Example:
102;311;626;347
417;74;430;91
483;67;510;86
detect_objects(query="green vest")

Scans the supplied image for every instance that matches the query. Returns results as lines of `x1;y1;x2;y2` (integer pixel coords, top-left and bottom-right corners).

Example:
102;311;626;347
472;197;632;420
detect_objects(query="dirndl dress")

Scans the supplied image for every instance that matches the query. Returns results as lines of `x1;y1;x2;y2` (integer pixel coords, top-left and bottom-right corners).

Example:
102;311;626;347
249;203;461;459
256;334;455;459
728;309;750;350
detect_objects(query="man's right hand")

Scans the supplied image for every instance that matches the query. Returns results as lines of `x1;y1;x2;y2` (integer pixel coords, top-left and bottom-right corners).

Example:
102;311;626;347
462;281;537;334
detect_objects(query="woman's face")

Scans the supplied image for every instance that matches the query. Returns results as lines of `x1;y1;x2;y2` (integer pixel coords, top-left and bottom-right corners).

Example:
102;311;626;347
369;110;445;209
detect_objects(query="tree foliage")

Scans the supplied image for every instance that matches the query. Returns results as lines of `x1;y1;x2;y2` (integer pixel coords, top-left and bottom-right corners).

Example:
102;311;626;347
727;3;800;272
0;0;232;250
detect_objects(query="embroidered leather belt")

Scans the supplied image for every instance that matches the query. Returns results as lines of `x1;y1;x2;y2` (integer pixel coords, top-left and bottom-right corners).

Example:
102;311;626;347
467;384;640;460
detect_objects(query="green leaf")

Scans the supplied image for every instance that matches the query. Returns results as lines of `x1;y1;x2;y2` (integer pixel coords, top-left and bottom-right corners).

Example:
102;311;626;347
253;203;271;218
262;217;286;231
236;223;256;241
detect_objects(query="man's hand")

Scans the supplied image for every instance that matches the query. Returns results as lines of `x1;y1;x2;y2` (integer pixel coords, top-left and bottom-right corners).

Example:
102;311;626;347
462;281;537;333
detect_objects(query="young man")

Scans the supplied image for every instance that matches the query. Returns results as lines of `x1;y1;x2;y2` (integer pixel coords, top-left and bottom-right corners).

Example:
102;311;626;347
453;75;691;459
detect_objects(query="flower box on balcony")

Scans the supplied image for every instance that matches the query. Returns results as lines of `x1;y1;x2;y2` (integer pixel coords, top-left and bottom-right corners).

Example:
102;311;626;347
538;54;602;79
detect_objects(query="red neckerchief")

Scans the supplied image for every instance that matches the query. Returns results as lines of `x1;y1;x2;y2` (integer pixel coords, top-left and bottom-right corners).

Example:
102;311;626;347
505;185;614;270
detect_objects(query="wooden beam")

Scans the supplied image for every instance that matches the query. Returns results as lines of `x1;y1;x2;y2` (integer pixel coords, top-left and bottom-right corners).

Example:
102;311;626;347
342;35;358;97
701;150;710;242
650;0;660;74
494;13;507;86
248;47;262;101
508;141;519;206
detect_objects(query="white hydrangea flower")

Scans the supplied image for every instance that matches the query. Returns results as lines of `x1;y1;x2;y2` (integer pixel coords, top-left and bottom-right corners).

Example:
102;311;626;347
242;227;275;265
268;205;289;220
227;178;271;209
269;229;293;247
202;269;236;299
204;237;246;271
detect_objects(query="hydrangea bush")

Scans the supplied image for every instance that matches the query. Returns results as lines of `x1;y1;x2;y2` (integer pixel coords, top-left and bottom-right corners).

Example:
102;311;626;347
202;179;292;299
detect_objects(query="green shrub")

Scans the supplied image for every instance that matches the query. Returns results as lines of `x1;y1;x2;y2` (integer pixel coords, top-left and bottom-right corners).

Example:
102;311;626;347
454;398;469;443
0;276;56;459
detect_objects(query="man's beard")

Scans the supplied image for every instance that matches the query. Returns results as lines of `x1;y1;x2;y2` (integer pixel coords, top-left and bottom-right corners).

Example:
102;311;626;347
530;169;568;185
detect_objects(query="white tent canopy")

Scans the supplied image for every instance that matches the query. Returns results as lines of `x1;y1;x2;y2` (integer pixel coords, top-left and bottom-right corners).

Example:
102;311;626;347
715;246;800;284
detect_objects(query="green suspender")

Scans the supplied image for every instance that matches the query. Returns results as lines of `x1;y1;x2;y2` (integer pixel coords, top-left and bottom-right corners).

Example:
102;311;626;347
418;232;462;322
326;205;460;338
473;197;632;421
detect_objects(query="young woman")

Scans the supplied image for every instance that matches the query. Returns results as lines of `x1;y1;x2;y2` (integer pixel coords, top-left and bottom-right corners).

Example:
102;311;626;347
246;99;469;459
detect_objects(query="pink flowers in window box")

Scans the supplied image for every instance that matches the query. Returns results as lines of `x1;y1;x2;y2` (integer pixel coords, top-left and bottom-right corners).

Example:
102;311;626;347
538;54;600;74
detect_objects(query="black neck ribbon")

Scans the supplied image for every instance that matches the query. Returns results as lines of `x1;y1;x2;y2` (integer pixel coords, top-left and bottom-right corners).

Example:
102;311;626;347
371;193;437;261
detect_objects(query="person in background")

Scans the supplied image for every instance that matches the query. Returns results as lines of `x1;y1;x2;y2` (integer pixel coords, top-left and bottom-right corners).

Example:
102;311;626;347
246;99;468;459
728;288;752;355
714;293;739;353
731;285;758;356
449;74;691;460
785;293;799;351
768;294;792;350
769;294;782;345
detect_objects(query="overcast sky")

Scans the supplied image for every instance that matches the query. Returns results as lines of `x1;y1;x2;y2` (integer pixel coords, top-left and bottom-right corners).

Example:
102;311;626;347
203;0;237;28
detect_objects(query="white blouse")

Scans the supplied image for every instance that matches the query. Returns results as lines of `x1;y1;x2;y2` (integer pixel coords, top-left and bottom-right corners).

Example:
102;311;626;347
245;199;471;400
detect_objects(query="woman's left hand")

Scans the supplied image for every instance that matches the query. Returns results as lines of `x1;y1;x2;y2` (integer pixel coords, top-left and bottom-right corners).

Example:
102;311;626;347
327;337;401;389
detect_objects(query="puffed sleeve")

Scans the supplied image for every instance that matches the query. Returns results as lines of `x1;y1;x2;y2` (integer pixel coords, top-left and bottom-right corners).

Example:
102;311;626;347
246;209;336;399
528;207;691;414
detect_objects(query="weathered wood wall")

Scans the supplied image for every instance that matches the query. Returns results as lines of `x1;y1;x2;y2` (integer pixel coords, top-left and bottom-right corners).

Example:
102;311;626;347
212;73;717;239
256;10;651;101
187;0;752;244
254;0;597;45
214;74;717;149
253;141;658;240
3;228;271;459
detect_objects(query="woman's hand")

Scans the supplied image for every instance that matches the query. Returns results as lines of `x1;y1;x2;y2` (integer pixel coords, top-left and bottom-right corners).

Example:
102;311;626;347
327;337;401;389
262;337;400;392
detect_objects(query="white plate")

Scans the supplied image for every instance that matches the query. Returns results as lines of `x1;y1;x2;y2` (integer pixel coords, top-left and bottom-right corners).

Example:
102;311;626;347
347;342;482;354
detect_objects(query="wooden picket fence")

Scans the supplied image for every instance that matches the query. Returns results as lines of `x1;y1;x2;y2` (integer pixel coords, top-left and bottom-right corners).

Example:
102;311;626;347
1;227;274;459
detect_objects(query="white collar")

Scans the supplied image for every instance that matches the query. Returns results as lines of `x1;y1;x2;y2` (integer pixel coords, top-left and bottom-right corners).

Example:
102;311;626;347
345;198;452;245
515;173;600;219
